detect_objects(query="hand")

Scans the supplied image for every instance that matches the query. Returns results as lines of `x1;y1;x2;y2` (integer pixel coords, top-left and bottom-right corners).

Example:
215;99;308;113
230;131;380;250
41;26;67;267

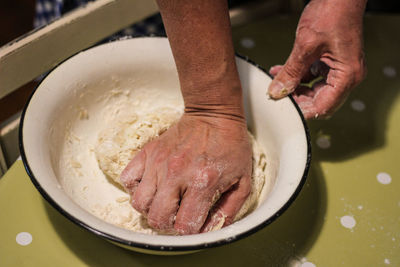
268;0;367;119
120;114;252;235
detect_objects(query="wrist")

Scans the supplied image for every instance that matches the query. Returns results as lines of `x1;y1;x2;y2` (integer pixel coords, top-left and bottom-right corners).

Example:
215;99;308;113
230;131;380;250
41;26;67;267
181;112;248;133
183;81;246;122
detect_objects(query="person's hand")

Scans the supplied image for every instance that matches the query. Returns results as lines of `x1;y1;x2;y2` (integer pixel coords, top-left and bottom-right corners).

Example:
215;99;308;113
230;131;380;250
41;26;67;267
120;114;252;235
268;0;367;119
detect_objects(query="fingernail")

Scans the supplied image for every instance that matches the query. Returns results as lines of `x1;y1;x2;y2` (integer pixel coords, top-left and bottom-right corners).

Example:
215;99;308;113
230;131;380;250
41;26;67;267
268;80;293;99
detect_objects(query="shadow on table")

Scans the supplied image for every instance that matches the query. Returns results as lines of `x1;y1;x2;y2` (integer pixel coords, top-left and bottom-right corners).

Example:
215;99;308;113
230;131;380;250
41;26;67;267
43;162;326;267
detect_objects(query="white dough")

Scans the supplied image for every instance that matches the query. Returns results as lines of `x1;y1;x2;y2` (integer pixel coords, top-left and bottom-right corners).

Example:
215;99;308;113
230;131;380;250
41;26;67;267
56;81;269;235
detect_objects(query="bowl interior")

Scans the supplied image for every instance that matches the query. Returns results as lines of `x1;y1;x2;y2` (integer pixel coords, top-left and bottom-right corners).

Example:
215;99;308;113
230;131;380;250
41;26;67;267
21;37;309;250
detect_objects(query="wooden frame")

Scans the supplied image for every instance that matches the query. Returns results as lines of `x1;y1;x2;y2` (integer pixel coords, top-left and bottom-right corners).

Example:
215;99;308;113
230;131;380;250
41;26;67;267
0;0;158;100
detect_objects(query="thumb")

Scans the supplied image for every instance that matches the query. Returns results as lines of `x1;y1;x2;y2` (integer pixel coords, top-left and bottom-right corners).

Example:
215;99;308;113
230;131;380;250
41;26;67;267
268;40;320;99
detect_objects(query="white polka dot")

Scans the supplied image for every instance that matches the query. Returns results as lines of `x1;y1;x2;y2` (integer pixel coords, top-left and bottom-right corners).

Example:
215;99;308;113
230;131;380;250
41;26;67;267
384;258;390;265
340;215;356;229
377;172;392;185
16;232;32;246
316;136;331;149
357;205;363;210
383;66;397;78
301;262;316;267
351;100;365;111
240;38;255;49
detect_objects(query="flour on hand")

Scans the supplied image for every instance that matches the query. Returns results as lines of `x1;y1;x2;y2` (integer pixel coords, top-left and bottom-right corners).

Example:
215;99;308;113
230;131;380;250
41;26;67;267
94;108;267;233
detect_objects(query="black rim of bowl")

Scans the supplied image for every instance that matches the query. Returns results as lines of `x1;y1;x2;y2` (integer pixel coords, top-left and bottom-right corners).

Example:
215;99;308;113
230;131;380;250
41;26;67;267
19;35;312;252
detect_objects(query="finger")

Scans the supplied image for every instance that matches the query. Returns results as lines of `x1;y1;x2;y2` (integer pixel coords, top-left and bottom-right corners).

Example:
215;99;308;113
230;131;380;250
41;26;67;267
147;183;182;232
173;168;222;235
268;34;321;99
174;187;216;235
292;94;315;119
201;176;251;232
269;65;283;77
131;168;157;215
120;150;146;192
295;79;349;119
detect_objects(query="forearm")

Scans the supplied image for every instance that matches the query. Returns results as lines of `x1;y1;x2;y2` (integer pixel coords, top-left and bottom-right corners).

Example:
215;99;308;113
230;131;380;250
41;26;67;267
157;0;244;120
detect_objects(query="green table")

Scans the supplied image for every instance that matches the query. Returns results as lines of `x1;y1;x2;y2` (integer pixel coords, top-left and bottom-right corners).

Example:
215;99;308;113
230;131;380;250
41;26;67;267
1;14;399;266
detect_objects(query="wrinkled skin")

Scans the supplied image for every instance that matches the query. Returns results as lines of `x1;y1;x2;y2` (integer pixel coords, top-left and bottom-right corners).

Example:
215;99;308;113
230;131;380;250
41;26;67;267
268;0;367;119
120;0;368;235
120;114;252;235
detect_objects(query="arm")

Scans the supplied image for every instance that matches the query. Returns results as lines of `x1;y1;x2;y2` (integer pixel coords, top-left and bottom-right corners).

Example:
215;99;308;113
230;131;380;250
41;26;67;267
268;0;367;119
157;0;244;120
120;0;252;235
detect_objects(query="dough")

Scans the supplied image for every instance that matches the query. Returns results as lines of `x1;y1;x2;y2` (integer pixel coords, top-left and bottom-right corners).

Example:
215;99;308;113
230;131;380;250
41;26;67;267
95;108;267;232
95;107;181;184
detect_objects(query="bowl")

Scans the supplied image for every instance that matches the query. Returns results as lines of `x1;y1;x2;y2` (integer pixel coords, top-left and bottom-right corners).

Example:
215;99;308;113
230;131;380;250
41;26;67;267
19;37;311;255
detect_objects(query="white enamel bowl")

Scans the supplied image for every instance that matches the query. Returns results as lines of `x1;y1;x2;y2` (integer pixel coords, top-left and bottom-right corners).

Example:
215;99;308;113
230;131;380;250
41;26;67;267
20;37;311;255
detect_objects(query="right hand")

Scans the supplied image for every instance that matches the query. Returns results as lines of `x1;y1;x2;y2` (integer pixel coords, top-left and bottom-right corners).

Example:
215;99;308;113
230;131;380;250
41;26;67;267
268;0;367;119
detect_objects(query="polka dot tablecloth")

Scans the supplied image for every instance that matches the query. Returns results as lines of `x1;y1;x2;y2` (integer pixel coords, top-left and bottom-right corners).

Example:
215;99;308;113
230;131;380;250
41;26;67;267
1;14;399;267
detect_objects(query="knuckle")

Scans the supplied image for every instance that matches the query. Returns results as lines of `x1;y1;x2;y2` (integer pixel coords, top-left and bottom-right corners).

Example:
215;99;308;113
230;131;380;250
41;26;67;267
120;153;146;188
295;27;320;52
167;153;187;176
343;56;367;87
191;168;219;191
121;175;138;191
119;171;130;187
283;63;303;80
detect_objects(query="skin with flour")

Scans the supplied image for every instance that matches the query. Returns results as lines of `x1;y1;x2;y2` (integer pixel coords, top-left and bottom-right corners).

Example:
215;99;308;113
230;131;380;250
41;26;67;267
56;83;269;235
95;107;267;233
120;0;367;234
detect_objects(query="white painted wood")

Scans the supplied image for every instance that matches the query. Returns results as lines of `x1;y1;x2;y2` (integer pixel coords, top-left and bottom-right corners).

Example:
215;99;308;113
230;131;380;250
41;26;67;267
0;0;158;99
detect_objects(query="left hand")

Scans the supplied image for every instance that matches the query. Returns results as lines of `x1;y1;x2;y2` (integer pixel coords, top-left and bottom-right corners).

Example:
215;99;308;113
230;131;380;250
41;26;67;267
120;114;252;235
268;0;367;119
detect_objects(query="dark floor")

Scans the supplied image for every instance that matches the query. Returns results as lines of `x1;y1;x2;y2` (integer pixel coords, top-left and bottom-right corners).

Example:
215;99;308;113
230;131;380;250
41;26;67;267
0;0;37;124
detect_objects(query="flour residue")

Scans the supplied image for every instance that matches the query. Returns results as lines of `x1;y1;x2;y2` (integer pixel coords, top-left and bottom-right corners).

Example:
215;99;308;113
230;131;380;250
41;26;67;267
54;78;271;234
